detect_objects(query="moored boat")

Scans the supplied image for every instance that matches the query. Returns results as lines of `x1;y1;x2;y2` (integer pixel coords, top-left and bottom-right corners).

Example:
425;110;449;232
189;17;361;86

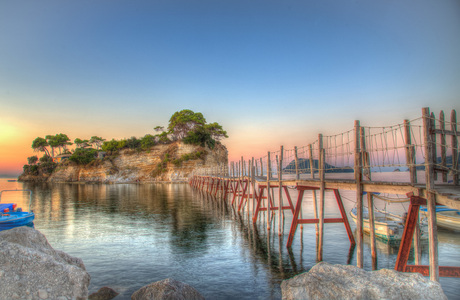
350;207;427;244
420;206;460;231
0;189;35;231
0;211;35;230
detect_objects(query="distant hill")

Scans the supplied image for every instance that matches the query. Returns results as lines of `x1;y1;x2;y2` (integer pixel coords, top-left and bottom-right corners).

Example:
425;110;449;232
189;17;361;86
284;158;354;174
415;154;460;170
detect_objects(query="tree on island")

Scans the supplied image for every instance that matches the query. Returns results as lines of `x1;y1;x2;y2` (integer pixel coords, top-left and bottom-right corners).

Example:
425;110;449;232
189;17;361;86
74;138;90;148
32;137;51;157
89;136;105;150
168;109;207;140
46;133;72;155
167;109;228;148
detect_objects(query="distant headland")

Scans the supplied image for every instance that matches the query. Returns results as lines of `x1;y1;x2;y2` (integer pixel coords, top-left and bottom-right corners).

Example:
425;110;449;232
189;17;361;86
19;109;228;183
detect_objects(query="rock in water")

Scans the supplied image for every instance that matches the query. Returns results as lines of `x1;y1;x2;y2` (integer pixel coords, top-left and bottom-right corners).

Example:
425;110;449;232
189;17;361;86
281;262;447;300
89;286;119;300
0;227;90;300
131;278;205;300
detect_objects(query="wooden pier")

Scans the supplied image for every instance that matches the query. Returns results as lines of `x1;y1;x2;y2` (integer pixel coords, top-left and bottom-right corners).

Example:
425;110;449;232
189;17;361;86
189;107;460;282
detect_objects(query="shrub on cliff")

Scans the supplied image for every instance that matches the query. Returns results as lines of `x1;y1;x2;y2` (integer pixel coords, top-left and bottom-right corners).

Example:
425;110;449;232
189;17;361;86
27;155;38;165
172;151;206;166
141;134;156;150
69;148;97;165
101;139;127;154
23;164;39;175
183;126;215;148
22;155;57;175
126;136;141;149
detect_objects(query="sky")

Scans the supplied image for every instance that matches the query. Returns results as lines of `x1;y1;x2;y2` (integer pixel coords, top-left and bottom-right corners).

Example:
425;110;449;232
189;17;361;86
1;0;459;176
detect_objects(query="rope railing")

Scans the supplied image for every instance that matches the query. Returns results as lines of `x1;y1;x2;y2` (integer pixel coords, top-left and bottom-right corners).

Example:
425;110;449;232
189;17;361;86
192;108;458;187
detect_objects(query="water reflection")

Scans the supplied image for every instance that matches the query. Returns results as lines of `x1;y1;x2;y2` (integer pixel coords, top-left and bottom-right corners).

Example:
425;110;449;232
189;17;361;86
1;179;458;299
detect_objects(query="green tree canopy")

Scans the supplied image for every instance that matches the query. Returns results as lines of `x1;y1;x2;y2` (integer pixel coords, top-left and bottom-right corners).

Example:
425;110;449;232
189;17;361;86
156;131;171;144
46;133;72;155
32;137;51;157
183;126;214;148
27;156;38;165
204;122;228;141
141;134;156;150
125;136;141;149
89;136;105;150
69;148;97;165
101;139;126;154
168;109;206;139
74;138;90;148
45;135;59;156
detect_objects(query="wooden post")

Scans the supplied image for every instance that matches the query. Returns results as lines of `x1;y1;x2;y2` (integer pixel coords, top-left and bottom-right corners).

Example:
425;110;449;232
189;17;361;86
309;144;315;179
431;112;438;181
404;119;421;264
294;146;300;180
278;146;284;235
404;120;417;184
422;107;439;281
260;158;264;178
361;127;377;269
309;143;318;233
318;134;325;262
267;152;271;231
239;158;244;207
440;111;447;182
252;158;256;213
451;110;458;186
354;120;364;269
247;159;251;216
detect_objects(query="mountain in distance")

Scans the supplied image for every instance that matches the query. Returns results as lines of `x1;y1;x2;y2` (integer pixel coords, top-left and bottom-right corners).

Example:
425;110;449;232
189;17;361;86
415;153;460;170
284;158;354;174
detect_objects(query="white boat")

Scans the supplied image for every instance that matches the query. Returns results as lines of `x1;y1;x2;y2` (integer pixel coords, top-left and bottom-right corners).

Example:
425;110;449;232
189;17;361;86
350;207;427;244
420;206;460;231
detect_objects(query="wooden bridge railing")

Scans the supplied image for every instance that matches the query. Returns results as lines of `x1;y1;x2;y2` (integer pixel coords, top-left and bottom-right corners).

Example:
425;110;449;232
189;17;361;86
189;107;460;282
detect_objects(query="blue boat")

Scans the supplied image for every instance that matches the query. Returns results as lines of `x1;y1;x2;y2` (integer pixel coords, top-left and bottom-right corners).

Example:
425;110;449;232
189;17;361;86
0;211;35;230
0;203;17;212
0;189;35;231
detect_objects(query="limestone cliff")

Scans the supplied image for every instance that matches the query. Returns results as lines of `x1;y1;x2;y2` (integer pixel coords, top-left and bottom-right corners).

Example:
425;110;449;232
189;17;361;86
19;142;227;183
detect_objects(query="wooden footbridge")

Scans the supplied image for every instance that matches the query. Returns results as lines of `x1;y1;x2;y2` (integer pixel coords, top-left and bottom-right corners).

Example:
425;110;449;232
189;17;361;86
189;107;460;282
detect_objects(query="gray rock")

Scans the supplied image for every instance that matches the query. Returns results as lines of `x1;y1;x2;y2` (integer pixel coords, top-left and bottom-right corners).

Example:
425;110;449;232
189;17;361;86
281;262;447;300
0;227;90;300
88;286;119;300
131;278;205;300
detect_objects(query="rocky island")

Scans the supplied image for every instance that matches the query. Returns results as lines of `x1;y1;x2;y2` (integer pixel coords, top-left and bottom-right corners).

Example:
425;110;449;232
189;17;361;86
18;109;228;183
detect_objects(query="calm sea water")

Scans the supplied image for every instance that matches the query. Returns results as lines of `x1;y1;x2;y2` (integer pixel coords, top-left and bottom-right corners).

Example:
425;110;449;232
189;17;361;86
1;177;459;299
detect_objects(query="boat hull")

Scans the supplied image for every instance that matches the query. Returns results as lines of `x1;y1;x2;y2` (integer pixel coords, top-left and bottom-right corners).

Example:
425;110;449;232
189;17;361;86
0;212;35;231
421;206;460;232
350;208;427;244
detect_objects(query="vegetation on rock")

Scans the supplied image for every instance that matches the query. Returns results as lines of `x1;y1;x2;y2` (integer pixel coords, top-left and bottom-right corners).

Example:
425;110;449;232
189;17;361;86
21;109;227;178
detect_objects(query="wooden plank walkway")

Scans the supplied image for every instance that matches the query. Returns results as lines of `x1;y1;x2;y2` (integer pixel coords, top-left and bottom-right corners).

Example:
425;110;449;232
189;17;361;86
253;177;460;210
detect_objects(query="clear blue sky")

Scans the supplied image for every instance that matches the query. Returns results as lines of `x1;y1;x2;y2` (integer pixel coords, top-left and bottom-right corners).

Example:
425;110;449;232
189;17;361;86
1;0;459;175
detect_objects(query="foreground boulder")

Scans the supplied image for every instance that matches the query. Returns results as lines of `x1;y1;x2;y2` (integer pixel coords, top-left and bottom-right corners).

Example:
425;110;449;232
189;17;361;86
281;262;446;300
0;227;90;300
132;278;205;300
